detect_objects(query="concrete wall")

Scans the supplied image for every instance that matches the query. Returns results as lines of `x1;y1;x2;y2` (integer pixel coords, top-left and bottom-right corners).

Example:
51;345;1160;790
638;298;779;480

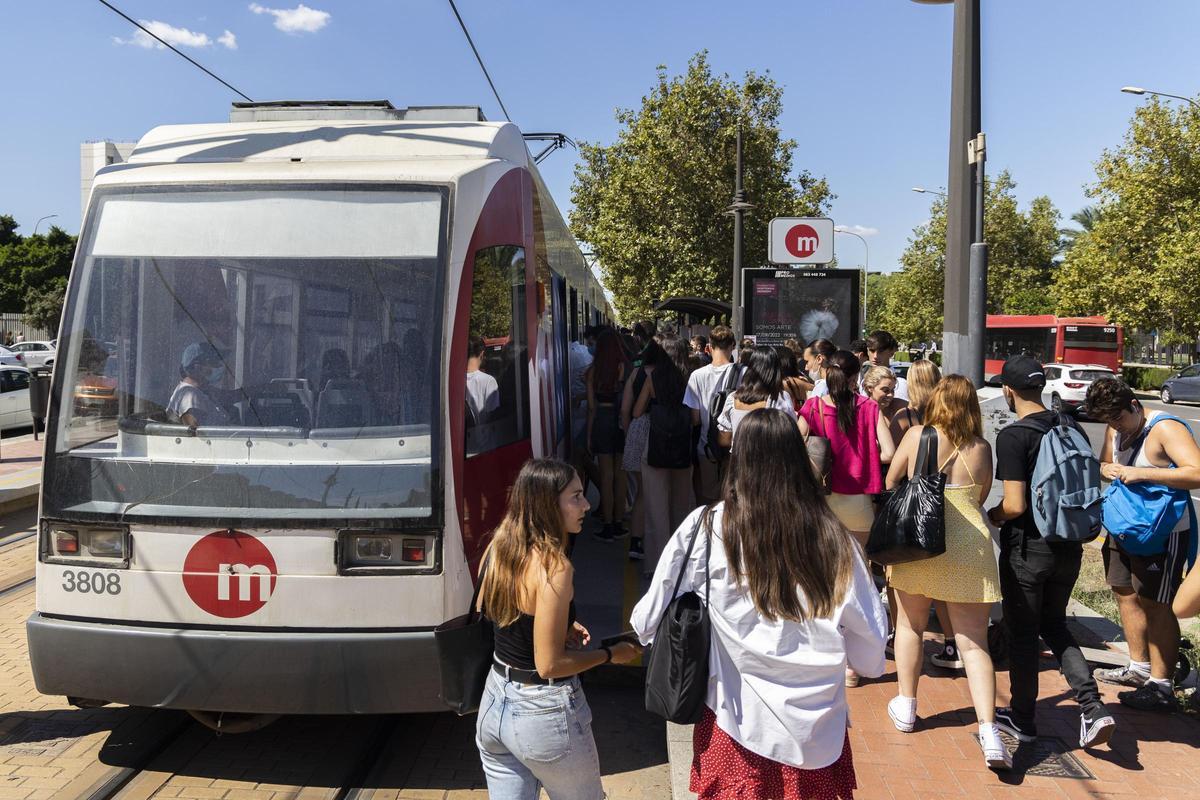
79;141;135;224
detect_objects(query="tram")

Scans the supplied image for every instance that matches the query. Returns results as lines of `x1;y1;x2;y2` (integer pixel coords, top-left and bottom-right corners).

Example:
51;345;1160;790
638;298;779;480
27;101;612;716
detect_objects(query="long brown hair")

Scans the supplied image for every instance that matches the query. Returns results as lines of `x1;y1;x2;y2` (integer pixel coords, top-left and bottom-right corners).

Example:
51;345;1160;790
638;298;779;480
824;350;861;433
479;459;576;626
591;328;628;394
721;409;855;622
906;359;941;413
922;374;982;449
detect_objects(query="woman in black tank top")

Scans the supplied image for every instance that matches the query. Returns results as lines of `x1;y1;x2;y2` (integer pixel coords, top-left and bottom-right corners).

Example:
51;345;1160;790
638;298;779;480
474;459;641;798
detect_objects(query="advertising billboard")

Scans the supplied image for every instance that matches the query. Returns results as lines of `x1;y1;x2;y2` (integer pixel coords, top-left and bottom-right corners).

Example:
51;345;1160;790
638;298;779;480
742;268;862;347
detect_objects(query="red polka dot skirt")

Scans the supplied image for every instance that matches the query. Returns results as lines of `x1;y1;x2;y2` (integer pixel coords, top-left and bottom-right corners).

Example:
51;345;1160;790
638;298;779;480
690;707;857;800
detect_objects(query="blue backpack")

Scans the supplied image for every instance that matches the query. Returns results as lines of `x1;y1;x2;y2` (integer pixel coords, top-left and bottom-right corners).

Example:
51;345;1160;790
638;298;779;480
1101;414;1192;556
1010;413;1103;543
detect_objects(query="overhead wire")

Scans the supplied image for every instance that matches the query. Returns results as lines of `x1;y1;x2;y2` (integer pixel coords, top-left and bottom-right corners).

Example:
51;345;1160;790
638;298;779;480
95;0;254;102
445;0;511;122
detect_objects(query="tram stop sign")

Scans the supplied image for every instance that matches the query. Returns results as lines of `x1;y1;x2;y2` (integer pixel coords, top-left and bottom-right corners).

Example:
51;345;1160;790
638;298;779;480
183;530;279;618
768;217;835;265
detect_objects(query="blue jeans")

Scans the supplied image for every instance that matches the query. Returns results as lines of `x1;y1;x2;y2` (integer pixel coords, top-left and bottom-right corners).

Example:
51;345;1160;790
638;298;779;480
475;667;605;799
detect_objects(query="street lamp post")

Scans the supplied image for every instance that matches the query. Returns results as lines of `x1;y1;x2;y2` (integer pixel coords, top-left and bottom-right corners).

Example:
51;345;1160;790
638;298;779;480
912;0;985;386
727;124;754;338
834;227;869;334
1121;86;1200;109
32;214;58;235
911;186;948;198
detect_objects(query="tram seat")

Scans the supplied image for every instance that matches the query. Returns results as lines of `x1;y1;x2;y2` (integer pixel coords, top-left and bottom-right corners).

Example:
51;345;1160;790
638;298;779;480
249;393;309;428
316;379;371;428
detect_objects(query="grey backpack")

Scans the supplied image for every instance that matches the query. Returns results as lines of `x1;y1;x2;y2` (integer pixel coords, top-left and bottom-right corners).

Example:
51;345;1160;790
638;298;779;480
1009;414;1103;542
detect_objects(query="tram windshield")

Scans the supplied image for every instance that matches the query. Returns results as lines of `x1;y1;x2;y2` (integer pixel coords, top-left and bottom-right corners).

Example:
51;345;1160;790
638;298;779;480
44;185;446;523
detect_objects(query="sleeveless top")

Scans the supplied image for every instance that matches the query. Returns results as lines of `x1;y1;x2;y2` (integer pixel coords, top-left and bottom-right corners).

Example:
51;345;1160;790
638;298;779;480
494;600;577;672
800;395;883;495
1112;411;1190;534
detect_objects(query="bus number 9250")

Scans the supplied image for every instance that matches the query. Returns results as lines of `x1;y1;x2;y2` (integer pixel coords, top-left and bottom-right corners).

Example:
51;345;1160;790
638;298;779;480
62;571;121;595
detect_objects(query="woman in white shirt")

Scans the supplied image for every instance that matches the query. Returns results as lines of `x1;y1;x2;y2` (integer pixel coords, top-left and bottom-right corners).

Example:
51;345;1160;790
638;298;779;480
715;346;796;449
633;409;887;799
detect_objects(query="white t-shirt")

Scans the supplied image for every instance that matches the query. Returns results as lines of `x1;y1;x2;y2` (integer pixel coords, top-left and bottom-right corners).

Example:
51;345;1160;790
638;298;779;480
167;382;229;426
465;369;500;422
568;342;592;402
631;504;888;769
716;390;796;446
686;362;736;458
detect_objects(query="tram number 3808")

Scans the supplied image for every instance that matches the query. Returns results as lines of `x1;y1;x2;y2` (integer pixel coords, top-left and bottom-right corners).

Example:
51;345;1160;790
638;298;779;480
61;570;121;595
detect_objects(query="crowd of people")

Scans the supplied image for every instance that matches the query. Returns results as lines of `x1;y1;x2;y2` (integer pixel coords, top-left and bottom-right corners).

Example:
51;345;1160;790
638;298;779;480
472;324;1200;799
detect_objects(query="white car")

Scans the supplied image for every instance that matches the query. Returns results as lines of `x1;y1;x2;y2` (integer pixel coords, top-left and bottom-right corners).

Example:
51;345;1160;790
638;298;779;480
0;366;33;431
0;345;26;368
9;340;54;369
1042;363;1114;415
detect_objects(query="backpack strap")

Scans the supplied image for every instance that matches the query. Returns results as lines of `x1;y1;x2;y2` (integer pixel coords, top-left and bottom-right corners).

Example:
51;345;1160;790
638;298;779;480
1132;413;1195;465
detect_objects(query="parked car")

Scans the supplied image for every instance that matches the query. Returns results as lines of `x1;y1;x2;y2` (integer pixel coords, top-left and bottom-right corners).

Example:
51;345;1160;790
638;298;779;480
9;340;55;369
1042;363;1114;415
0;366;33;431
1160;364;1200;405
0;346;26;368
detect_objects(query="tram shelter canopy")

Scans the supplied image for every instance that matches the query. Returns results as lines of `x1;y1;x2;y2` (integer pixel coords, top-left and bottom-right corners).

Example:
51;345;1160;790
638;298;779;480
653;296;731;322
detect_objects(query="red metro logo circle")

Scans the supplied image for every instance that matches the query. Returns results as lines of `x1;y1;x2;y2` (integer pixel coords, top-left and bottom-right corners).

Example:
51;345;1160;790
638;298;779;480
784;224;821;259
183;530;278;618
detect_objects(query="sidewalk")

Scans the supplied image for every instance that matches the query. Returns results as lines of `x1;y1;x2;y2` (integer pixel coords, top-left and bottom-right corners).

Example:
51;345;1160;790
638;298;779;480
0;432;42;513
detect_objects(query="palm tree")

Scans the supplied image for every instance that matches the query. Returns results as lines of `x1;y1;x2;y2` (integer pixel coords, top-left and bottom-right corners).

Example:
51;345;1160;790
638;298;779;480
1060;205;1100;252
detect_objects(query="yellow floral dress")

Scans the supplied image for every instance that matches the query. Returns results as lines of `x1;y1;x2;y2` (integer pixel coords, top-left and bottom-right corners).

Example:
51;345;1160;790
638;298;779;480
887;451;1002;604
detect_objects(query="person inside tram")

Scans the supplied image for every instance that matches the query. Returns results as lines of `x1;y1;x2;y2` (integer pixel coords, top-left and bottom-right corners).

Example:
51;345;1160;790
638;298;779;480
318;347;351;392
167;342;243;428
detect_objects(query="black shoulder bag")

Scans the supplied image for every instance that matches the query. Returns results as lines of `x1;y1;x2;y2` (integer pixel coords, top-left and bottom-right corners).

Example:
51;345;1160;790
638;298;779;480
433;556;494;715
645;508;712;724
865;426;947;565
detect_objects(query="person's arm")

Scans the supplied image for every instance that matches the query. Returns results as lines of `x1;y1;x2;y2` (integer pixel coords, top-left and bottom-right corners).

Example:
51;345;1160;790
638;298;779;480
632;376;654;419
620;370;637;430
1099;424;1115;467
975;440;994;506
875;410;896;464
890;407;912;447
585;368;596;452
988;428;1027;522
1110;421;1200;489
534;562;638;679
885;425;918;489
840;548;889;678
631;508;704;644
796;398;812;437
1173;562;1200;619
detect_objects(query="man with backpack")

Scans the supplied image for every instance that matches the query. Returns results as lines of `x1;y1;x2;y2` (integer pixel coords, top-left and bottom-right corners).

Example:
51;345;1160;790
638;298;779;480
684;325;739;505
1086;377;1200;712
987;355;1115;747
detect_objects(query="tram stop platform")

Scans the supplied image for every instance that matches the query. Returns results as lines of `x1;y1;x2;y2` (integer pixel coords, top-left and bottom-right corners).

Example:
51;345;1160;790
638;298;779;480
0;432;43;515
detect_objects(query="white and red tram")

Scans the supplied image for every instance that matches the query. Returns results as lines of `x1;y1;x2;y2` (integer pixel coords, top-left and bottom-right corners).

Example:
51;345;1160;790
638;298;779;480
28;101;611;715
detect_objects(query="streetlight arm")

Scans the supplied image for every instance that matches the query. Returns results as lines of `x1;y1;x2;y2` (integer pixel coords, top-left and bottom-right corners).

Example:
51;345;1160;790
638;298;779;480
1122;86;1199;109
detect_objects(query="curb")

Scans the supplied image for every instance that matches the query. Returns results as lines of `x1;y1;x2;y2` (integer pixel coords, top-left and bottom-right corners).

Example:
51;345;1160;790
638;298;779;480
0;482;38;517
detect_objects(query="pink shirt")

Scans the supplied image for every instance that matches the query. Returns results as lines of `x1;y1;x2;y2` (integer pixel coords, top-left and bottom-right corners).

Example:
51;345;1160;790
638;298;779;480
800;395;882;495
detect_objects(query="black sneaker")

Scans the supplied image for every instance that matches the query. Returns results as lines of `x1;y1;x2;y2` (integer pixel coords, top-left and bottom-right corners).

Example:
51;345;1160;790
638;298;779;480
1093;665;1149;688
628;538;644;561
592;524;617;543
931;642;964;670
1079;709;1116;748
1118;683;1176;712
993;707;1037;743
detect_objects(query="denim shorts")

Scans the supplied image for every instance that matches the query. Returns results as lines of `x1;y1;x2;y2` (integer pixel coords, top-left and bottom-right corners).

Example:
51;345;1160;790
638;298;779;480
475;667;605;800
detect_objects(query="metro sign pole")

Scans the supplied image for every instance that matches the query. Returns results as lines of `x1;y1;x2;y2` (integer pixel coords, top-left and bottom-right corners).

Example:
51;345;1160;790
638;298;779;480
728;124;754;339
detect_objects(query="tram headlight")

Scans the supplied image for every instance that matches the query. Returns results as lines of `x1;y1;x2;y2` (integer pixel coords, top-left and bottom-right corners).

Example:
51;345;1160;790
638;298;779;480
42;521;130;566
337;530;439;574
84;529;126;558
354;535;392;562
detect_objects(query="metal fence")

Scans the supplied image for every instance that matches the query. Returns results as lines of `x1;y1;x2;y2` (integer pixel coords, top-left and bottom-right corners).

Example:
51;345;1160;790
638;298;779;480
0;313;54;345
1123;330;1200;368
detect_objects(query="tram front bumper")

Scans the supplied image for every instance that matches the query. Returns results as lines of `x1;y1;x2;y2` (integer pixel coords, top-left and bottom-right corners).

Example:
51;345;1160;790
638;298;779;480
26;613;445;714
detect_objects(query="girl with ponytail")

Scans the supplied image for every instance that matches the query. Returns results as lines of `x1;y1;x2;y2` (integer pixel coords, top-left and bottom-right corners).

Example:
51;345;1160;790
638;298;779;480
797;350;896;688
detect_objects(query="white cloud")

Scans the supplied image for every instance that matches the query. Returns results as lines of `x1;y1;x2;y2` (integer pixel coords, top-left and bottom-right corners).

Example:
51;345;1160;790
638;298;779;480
837;224;880;237
114;19;213;49
218;30;238;49
249;3;330;34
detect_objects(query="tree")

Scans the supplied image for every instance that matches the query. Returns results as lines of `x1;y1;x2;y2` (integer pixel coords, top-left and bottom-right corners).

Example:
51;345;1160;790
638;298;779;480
1059;205;1100;252
0;219;76;333
570;52;833;321
1056;97;1200;341
877;172;1063;342
24;280;66;334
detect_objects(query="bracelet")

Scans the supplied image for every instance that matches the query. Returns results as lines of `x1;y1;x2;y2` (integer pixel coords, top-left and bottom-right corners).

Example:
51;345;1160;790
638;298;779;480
601;646;613;664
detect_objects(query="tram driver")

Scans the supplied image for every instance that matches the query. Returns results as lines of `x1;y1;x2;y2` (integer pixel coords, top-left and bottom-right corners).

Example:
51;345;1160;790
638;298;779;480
167;342;242;428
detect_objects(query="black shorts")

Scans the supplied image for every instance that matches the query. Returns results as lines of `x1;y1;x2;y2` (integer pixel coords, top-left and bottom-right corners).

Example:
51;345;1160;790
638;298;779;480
1102;530;1188;605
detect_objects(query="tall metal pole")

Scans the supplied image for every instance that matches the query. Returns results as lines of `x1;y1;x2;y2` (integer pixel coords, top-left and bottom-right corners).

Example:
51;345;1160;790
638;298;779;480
940;0;982;384
730;124;748;339
835;228;869;334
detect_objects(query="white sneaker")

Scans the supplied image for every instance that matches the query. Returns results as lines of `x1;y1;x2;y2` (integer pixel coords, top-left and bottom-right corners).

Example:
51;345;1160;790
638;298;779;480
979;723;1013;771
887;695;917;733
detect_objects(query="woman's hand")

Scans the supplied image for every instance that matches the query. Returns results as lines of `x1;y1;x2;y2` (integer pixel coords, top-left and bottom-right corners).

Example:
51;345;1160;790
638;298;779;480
566;621;591;650
608;641;642;664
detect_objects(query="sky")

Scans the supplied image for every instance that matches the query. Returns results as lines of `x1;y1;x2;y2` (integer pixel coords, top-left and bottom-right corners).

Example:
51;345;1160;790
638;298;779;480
2;0;1199;279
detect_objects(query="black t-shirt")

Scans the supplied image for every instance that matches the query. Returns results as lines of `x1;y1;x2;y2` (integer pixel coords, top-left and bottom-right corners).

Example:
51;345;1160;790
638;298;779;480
994;409;1085;543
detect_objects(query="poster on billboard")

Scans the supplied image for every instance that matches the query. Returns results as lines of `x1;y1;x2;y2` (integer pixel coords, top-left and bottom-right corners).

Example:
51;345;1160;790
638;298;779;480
742;268;862;347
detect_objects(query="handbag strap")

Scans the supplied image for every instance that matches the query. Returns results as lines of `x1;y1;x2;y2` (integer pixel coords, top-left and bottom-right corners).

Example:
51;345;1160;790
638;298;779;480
468;552;491;622
667;506;712;606
916;425;940;476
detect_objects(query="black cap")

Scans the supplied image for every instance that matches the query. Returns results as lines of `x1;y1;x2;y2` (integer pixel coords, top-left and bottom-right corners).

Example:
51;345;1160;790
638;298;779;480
1001;354;1046;390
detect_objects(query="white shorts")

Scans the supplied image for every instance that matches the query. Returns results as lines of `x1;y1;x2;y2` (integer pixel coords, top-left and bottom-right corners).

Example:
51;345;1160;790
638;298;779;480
827;492;875;532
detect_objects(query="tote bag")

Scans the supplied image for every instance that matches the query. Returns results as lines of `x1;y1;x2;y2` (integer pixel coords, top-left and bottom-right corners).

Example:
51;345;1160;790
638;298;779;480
866;426;947;565
645;508;711;724
433;557;493;715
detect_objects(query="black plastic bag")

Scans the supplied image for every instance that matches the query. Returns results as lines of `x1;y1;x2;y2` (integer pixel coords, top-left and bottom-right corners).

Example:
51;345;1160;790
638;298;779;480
866;427;947;565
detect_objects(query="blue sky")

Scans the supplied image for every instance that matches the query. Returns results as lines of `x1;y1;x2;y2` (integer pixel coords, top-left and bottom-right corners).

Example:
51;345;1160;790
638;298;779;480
2;1;1198;277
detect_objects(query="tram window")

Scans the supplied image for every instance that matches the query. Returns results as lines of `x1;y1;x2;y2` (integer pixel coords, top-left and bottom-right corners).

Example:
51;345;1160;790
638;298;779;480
465;246;528;456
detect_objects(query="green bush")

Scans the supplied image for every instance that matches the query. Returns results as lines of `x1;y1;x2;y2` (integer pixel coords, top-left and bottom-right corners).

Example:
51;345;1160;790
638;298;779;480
1121;366;1175;391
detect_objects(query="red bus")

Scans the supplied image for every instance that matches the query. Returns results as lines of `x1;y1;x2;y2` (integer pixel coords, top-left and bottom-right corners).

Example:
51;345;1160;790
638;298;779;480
984;315;1124;376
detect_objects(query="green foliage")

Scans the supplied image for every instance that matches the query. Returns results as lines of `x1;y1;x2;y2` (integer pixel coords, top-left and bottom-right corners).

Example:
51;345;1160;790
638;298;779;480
570;52;833;321
864;272;893;333
0;219;76;331
24;280;67;335
1056;97;1200;342
1120;365;1175;391
877;172;1063;342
